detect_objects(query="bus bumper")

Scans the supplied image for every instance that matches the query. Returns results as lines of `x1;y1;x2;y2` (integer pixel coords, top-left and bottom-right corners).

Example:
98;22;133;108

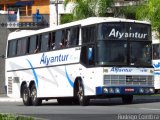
96;86;154;95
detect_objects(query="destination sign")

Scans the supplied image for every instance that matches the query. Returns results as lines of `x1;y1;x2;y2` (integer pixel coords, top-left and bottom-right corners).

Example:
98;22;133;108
98;22;151;41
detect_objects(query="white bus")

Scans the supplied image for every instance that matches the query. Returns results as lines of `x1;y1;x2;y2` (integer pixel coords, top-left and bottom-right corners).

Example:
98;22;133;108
152;39;160;93
5;17;154;106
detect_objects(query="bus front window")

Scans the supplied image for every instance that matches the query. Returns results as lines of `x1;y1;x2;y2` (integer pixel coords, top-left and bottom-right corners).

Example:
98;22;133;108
96;41;127;66
130;42;152;66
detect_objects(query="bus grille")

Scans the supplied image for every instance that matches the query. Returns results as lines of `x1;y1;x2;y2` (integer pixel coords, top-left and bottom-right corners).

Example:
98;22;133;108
104;75;153;86
8;77;12;94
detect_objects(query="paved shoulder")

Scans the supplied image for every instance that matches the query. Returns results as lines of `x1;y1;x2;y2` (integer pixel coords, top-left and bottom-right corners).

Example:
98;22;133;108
0;95;22;102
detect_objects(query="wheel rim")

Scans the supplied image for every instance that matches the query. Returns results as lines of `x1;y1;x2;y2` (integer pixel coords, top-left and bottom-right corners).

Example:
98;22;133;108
23;89;28;102
31;88;37;102
78;83;84;102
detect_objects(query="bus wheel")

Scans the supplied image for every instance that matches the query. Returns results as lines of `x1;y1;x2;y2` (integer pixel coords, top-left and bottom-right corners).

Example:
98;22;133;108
155;89;160;94
30;84;42;106
77;81;89;106
22;84;31;106
122;95;133;104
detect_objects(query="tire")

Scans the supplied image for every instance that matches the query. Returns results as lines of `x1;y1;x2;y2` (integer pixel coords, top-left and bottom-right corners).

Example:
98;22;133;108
155;89;160;94
76;80;89;106
30;84;42;106
122;95;133;104
22;84;32;106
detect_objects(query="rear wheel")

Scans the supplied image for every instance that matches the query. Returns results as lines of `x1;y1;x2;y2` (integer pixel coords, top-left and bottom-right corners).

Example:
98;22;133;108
77;80;89;106
122;95;133;104
22;84;31;106
30;84;42;106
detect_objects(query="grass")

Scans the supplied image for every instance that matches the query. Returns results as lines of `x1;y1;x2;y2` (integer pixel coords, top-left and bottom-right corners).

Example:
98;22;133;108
0;114;35;120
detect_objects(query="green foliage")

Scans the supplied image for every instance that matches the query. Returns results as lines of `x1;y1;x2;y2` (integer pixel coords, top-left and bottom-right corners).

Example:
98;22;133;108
119;5;138;19
0;114;34;120
60;14;73;24
136;0;160;39
72;0;96;20
64;0;114;21
98;0;114;17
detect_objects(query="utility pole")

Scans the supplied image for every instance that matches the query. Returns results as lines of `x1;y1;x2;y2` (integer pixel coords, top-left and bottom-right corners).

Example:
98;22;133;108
55;0;59;25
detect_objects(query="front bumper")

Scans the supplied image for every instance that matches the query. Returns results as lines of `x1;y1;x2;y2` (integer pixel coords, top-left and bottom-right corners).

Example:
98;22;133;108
96;86;154;95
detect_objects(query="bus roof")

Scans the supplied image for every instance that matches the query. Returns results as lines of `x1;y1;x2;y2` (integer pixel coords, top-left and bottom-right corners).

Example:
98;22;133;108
8;17;150;40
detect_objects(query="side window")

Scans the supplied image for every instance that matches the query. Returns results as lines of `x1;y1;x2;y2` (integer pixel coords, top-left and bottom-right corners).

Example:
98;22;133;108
17;37;27;56
69;26;79;46
16;39;21;55
153;44;160;59
49;32;55;50
82;25;96;44
60;29;70;48
80;45;95;66
55;30;62;49
66;29;70;47
88;46;95;65
90;26;96;42
82;27;89;43
29;35;37;54
61;29;66;48
40;33;49;52
7;40;17;57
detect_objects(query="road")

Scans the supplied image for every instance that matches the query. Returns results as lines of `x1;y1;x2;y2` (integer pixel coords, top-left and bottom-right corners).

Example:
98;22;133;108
0;96;160;120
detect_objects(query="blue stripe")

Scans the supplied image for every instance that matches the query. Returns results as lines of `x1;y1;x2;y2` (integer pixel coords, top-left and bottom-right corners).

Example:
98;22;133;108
26;59;38;88
65;67;74;88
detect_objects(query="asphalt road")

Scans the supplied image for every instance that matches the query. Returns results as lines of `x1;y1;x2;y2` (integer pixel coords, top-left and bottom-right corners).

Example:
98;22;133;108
0;96;160;120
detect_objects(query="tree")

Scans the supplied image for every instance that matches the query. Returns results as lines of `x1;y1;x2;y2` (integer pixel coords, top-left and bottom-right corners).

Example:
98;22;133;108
98;0;114;17
136;0;160;39
117;5;138;19
63;0;114;22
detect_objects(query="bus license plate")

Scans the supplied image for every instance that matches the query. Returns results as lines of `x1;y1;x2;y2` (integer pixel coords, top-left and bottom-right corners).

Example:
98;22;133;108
125;88;134;92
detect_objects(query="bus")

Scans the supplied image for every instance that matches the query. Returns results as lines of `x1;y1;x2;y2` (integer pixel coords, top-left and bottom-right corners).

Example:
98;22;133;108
5;17;154;106
152;39;160;93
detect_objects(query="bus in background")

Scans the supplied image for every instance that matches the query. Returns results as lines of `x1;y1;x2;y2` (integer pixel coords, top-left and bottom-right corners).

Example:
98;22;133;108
5;17;154;106
152;39;160;93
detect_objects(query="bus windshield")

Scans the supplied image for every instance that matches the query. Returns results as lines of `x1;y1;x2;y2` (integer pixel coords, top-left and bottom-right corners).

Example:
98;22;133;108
130;42;152;66
95;22;152;67
96;41;127;65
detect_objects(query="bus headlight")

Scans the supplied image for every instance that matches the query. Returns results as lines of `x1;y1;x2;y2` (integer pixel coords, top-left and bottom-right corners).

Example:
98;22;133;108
109;88;114;93
145;88;149;93
149;88;154;93
103;88;108;93
115;88;120;93
139;88;144;93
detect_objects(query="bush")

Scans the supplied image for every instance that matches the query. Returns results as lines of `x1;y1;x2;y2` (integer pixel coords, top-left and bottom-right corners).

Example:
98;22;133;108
0;114;34;120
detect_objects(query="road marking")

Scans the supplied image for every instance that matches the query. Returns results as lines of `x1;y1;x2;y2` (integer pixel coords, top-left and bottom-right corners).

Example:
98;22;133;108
140;108;160;111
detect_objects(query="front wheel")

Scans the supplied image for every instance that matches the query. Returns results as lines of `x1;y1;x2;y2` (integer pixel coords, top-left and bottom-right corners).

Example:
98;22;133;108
122;95;133;104
77;80;89;106
22;84;31;106
30;84;42;106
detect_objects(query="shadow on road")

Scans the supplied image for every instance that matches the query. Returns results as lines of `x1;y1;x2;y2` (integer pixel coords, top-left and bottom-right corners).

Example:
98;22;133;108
37;95;160;107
